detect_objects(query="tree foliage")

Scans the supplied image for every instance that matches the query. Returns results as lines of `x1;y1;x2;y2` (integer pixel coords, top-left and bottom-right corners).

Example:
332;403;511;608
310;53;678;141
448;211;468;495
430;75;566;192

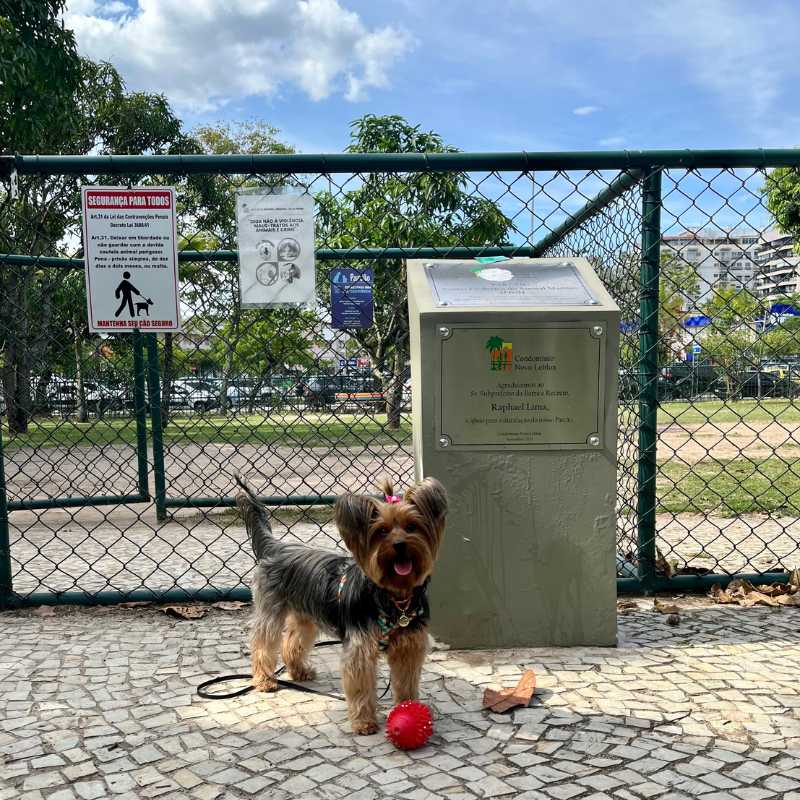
316;114;511;427
0;3;190;432
0;0;82;153
764;168;800;246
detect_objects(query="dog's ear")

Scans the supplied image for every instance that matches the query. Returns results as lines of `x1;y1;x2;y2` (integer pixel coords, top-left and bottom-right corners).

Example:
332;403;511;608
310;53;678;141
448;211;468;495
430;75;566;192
334;493;378;561
405;477;447;531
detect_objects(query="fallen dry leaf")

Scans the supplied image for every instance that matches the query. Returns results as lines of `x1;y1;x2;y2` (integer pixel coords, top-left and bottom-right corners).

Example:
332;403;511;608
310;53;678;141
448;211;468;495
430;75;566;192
789;568;800;590
160;605;209;620
617;600;639;612
33;605;56;617
212;601;249;611
482;670;536;713
666;613;681;626
709;576;797;608
654;599;680;614
119;601;151;608
776;593;800;606
655;547;675;578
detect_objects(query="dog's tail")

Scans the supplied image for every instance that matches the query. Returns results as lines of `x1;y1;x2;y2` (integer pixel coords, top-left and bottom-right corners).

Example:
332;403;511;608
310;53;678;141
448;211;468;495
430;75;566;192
235;474;275;561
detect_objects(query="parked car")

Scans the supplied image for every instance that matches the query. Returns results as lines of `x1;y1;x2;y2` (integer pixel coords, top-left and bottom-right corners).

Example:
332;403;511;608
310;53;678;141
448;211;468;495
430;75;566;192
658;363;718;401
224;381;277;412
299;376;337;409
46;380;124;415
170;381;219;413
710;371;794;400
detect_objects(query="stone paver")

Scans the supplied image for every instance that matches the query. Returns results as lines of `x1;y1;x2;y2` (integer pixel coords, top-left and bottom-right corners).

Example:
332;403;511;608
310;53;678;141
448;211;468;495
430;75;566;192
1;601;800;799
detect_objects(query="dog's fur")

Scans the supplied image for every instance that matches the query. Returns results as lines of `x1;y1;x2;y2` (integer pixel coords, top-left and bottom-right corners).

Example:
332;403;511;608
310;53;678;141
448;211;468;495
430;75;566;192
235;475;447;734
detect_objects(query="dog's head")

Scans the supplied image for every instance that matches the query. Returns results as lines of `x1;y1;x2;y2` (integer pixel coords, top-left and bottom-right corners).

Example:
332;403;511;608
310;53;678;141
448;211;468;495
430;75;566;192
334;477;447;595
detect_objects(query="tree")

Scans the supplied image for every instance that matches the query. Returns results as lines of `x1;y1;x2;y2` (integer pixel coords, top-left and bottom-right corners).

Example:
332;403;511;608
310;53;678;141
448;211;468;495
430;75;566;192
0;0;82;153
0;6;190;432
764;168;800;244
316;114;511;428
209;309;322;412
175;121;299;414
701;287;763;397
659;252;700;363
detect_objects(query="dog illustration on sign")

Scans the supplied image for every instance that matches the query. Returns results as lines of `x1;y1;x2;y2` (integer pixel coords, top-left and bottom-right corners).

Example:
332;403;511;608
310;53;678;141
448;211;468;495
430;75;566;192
114;271;154;318
136;298;153;317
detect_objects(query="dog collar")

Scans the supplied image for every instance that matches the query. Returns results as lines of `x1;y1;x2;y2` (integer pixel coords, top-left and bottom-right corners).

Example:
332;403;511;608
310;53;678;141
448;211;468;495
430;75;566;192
376;605;420;648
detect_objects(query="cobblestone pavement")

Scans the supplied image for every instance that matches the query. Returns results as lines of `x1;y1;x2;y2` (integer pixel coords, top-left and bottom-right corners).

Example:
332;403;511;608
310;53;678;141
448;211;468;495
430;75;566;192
2;600;800;799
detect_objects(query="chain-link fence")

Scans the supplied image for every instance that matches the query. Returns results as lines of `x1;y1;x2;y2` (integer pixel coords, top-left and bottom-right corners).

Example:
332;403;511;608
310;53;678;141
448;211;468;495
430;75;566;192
1;150;800;606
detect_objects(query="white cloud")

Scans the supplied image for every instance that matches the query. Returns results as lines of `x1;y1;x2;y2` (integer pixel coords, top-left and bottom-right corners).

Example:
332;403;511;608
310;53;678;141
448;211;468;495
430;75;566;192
599;136;625;147
573;105;600;116
65;0;413;112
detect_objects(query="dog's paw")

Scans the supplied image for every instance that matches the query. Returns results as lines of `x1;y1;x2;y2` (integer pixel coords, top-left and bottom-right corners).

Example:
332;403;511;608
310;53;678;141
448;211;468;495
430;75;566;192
352;719;379;736
253;676;279;692
288;666;316;682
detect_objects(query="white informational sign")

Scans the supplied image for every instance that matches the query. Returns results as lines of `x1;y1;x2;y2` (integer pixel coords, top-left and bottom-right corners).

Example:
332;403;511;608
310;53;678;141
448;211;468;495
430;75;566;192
236;191;315;307
81;187;181;333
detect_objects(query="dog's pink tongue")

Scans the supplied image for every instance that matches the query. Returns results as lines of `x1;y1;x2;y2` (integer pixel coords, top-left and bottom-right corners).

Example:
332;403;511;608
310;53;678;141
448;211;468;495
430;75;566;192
394;560;413;576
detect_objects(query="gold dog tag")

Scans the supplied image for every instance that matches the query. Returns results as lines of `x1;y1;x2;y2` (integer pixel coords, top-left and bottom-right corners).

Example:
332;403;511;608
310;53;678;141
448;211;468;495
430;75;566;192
398;614;410;627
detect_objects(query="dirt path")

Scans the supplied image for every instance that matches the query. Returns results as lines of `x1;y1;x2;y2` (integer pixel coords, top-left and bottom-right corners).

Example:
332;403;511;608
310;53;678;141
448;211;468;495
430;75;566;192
657;419;800;464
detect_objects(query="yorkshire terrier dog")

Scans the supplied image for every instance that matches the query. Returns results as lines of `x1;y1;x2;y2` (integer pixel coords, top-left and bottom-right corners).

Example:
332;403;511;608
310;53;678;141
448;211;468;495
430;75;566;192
235;475;447;734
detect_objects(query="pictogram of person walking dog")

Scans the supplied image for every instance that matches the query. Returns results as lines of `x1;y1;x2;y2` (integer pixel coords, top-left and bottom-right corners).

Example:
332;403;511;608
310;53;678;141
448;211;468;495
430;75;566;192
114;272;153;317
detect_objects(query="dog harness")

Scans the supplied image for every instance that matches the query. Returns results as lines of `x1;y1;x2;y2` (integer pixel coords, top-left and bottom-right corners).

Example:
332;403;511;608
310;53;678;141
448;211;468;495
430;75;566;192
337;570;421;650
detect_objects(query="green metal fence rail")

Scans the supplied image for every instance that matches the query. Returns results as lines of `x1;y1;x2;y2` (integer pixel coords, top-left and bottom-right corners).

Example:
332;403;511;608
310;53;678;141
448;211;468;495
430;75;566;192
637;168;663;594
2;148;800;608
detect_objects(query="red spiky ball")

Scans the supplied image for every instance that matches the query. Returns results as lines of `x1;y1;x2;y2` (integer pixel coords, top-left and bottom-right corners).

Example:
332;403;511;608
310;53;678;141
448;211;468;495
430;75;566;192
386;701;433;750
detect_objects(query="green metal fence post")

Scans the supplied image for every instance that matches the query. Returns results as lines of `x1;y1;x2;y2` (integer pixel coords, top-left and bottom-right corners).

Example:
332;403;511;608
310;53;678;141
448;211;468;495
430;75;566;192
132;330;151;500
0;423;12;609
145;333;168;522
638;167;662;594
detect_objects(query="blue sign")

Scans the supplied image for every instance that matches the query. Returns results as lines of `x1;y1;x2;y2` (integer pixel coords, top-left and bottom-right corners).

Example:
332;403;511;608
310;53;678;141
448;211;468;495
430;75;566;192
331;268;373;329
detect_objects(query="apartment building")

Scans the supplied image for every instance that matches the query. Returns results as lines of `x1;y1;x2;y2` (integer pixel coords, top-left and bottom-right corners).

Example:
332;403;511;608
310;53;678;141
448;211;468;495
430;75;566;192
753;229;800;300
661;229;760;300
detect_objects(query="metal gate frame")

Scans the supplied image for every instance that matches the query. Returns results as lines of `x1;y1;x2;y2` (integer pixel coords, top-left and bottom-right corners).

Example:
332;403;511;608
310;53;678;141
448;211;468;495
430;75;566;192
2;148;800;608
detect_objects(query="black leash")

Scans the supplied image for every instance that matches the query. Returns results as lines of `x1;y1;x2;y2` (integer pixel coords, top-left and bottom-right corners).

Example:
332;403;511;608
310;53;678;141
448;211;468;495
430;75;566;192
196;639;391;701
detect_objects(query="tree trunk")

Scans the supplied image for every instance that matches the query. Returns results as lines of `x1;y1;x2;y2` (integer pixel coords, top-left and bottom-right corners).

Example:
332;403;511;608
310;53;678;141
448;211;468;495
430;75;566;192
2;269;30;434
34;368;51;414
384;347;408;430
161;333;174;426
74;318;88;423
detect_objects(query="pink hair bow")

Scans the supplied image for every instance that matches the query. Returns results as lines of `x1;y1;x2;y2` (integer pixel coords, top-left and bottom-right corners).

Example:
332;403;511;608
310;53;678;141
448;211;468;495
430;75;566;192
385;494;402;504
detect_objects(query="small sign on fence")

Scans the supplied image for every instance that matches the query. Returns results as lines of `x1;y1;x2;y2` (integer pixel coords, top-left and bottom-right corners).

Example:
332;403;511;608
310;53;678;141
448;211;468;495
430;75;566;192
331;267;374;329
81;187;182;333
236;191;315;307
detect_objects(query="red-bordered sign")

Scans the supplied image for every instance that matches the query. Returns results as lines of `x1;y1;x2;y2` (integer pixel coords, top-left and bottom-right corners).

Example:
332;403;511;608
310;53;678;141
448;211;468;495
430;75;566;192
81;187;181;333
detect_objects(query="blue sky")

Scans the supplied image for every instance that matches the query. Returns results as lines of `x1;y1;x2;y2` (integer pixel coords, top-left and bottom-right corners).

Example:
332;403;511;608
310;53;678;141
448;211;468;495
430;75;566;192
66;0;800;155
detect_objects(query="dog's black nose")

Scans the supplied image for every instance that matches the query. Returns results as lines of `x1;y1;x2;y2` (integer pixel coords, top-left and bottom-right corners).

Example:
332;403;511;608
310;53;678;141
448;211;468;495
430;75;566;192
393;540;407;555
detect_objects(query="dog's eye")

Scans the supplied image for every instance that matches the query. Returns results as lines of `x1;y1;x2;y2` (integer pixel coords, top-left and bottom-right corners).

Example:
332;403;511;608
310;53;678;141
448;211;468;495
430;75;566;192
405;523;417;533
375;526;390;538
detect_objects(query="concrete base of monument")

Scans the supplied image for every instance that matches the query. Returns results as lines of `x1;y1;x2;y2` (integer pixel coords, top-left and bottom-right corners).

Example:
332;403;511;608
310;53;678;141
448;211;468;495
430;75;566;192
424;450;618;650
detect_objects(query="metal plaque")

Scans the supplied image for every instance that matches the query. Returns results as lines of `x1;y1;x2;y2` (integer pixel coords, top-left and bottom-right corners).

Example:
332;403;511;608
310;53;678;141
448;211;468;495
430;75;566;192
425;260;596;307
437;325;604;450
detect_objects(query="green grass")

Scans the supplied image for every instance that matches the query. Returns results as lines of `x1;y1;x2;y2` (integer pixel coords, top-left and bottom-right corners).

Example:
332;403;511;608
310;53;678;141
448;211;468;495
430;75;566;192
659;457;800;516
6;401;800;517
6;398;799;451
2;412;412;450
657;398;800;426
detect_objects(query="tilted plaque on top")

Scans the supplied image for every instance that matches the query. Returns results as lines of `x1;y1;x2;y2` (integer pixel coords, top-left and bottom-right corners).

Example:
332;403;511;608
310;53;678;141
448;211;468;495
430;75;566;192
424;260;597;307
